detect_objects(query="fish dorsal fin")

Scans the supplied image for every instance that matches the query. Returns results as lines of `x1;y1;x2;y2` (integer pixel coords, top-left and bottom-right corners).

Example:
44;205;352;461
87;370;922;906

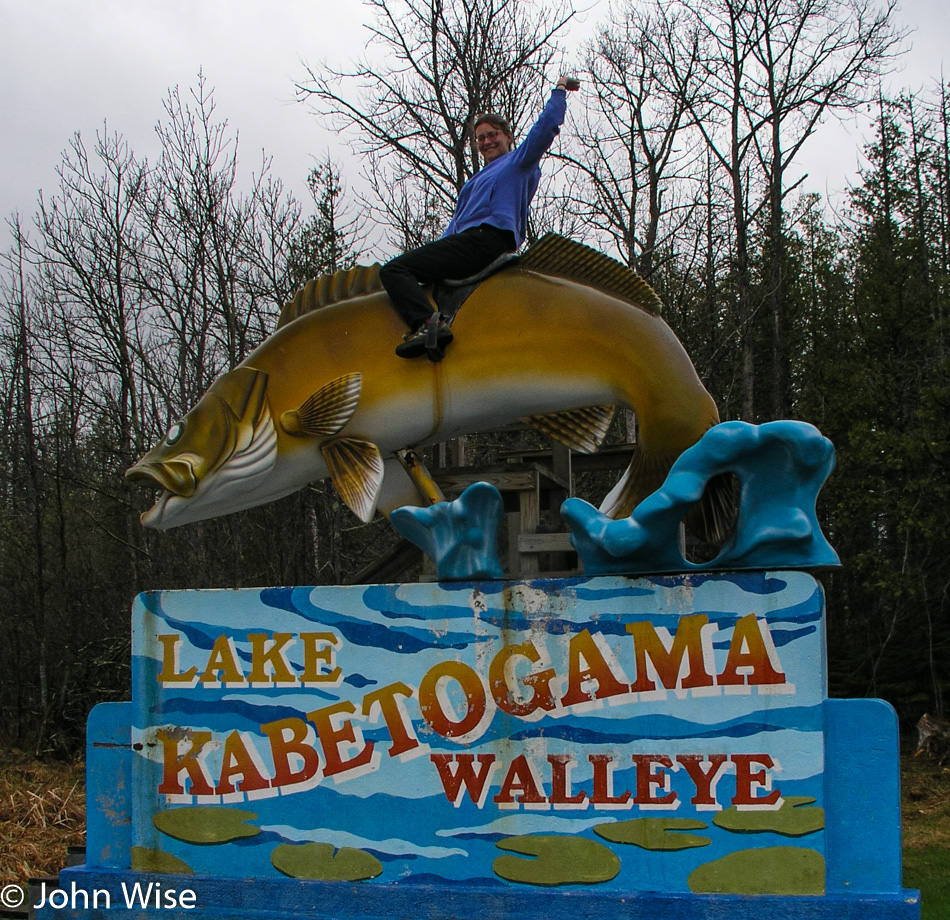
280;373;362;437
322;437;384;523
523;405;616;454
520;234;664;315
210;367;269;421
278;265;383;329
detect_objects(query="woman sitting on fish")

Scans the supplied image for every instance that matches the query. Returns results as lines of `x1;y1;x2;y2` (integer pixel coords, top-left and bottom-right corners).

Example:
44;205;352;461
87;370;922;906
380;74;580;360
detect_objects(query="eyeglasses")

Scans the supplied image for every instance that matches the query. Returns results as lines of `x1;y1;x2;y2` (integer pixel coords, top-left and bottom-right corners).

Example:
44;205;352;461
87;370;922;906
476;129;504;145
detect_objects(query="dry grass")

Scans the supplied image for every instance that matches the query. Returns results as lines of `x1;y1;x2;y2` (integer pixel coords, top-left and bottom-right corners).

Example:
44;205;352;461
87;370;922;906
0;750;85;885
901;750;950;851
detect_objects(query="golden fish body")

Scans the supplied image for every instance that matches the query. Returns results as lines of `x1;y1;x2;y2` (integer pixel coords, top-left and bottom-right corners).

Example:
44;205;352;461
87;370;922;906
127;240;719;531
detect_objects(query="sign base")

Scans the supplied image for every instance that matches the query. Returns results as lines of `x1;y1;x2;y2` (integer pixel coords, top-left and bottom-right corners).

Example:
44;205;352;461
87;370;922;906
35;866;921;919
52;573;920;918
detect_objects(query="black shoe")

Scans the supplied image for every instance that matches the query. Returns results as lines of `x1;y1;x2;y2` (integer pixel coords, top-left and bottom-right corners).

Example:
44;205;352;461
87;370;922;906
396;315;454;360
425;316;454;362
396;325;428;359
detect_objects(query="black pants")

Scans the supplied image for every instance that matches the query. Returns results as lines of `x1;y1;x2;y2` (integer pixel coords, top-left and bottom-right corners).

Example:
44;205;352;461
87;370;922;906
379;224;516;331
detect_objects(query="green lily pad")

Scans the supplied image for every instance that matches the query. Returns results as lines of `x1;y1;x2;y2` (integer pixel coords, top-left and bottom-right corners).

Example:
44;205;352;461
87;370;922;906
688;846;825;895
270;842;383;881
131;846;194;875
594;817;711;850
493;835;620;887
713;796;824;836
152;806;260;844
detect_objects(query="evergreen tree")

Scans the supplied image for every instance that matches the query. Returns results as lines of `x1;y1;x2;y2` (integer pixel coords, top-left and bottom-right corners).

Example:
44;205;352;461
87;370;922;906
799;95;948;720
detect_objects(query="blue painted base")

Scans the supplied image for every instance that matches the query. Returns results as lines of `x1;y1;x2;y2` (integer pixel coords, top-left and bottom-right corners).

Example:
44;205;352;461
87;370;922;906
36;866;920;920
74;575;922;920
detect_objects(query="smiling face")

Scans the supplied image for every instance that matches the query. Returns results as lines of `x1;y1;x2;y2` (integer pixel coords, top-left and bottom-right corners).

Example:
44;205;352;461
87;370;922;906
474;118;514;164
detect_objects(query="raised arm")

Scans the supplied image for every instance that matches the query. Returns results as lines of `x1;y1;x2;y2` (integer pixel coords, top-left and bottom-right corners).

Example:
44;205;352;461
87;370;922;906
512;76;580;167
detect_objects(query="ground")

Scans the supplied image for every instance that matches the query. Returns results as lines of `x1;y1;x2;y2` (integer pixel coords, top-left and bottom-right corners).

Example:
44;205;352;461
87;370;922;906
0;751;85;884
900;751;950;918
902;750;950;850
1;750;948;914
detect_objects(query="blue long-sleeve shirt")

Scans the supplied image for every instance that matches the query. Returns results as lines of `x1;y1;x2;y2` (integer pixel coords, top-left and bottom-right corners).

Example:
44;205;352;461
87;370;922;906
443;89;567;248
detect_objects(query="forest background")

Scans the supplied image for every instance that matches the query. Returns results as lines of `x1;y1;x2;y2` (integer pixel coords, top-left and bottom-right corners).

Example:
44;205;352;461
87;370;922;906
0;0;946;757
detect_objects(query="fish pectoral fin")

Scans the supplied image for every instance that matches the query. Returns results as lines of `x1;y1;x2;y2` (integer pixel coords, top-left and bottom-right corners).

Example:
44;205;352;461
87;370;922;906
322;437;384;523
523;405;616;454
280;373;362;437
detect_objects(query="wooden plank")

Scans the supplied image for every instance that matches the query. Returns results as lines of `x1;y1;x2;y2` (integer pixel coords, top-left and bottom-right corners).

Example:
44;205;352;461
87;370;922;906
518;478;541;576
549;442;572;528
434;468;542;493
517;532;575;553
449;437;468;467
434;464;569;495
506;512;521;574
497;445;636;474
552;441;572;491
569;451;636;473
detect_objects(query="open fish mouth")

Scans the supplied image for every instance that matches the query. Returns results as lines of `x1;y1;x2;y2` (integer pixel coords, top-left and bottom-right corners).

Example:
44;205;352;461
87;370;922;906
126;460;196;529
129;405;279;530
140;488;176;529
127;458;197;497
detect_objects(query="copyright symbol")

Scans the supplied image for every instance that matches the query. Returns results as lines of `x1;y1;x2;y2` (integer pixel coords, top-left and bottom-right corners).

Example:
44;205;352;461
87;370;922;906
1;884;25;908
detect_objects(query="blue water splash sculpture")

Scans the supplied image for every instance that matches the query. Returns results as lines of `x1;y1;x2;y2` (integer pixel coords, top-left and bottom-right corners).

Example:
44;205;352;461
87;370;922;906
390;481;505;580
561;420;840;576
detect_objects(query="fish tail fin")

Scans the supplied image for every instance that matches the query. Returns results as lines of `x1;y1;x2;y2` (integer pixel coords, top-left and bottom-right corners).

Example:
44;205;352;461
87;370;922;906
599;446;736;544
598;445;673;521
685;472;737;545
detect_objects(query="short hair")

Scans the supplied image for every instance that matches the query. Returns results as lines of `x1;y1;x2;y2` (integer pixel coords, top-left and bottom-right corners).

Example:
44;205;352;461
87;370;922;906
472;113;513;139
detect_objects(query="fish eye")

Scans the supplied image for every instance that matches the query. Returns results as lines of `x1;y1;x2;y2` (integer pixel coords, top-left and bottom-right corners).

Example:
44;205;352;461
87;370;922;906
166;421;185;444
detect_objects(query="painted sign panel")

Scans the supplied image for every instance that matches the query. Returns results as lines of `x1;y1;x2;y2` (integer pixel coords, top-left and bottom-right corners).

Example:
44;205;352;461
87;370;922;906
131;572;827;893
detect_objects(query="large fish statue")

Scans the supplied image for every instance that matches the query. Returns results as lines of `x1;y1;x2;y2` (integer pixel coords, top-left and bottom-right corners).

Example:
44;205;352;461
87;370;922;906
127;235;726;535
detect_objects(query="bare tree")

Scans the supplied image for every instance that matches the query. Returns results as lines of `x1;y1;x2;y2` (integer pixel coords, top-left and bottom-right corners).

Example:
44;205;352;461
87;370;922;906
22;75;307;597
297;0;574;248
0;74;382;748
287;156;365;287
564;4;702;276
656;0;903;419
143;75;301;390
745;0;905;416
648;0;763;419
0;220;51;750
936;80;950;293
33;129;150;465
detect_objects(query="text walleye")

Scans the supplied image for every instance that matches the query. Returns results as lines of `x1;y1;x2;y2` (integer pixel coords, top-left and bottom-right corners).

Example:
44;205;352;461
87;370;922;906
153;613;792;808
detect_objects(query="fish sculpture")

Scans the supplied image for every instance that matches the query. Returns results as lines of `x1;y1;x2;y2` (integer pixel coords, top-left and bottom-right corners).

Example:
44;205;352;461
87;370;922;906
126;235;726;536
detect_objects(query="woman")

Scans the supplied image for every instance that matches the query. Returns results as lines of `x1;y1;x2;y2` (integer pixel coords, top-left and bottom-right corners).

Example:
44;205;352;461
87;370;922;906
380;75;579;359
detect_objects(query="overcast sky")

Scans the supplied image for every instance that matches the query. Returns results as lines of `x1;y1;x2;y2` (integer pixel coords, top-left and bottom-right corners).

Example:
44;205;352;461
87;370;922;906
1;0;948;260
